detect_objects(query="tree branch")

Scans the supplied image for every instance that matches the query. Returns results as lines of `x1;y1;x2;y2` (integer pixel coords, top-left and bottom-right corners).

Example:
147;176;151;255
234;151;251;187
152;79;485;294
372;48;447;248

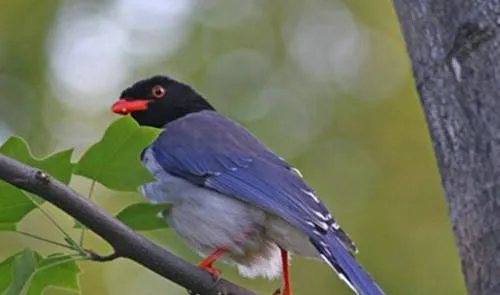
0;154;260;295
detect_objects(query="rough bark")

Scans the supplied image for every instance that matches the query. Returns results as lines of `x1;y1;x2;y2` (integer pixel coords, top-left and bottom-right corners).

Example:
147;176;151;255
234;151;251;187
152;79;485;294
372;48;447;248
0;154;259;295
392;1;500;295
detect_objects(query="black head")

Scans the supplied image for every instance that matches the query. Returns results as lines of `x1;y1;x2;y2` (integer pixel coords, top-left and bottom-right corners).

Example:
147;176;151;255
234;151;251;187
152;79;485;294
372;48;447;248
112;75;215;128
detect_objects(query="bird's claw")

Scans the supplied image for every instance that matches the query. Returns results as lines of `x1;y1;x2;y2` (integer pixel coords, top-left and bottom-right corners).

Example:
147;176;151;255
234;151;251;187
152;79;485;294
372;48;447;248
198;250;225;281
201;266;222;279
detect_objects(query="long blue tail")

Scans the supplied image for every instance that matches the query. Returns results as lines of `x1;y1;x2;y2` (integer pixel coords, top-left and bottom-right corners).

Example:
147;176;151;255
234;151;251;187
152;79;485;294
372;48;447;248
311;234;385;295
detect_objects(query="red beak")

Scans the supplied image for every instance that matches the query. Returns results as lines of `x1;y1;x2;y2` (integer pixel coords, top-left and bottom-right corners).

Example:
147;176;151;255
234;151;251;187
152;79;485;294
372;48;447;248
112;99;149;115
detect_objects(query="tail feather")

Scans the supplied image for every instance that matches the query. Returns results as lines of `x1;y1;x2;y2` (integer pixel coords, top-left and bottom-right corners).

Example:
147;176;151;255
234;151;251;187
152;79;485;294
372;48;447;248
311;234;385;295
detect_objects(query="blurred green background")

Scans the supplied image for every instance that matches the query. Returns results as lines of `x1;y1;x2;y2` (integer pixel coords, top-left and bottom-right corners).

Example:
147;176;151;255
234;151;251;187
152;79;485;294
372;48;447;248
0;0;465;294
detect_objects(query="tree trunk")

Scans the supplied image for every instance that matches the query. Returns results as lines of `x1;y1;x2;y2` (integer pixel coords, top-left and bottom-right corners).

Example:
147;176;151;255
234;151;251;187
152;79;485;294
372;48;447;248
392;1;500;295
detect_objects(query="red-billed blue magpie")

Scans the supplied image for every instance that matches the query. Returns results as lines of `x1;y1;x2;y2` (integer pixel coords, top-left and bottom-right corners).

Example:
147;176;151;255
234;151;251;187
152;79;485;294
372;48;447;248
111;75;385;295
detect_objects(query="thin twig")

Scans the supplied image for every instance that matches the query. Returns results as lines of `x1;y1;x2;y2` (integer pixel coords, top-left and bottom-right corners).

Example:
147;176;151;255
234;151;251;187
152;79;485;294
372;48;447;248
79;180;96;246
85;250;121;262
15;230;78;251
25;193;84;253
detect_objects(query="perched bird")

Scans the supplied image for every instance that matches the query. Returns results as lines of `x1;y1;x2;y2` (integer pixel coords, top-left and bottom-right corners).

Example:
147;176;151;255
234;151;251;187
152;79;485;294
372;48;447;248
111;75;385;295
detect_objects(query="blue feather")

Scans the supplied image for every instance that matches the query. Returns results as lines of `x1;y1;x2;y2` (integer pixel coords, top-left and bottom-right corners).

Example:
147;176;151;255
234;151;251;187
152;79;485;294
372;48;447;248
149;110;385;294
310;234;385;295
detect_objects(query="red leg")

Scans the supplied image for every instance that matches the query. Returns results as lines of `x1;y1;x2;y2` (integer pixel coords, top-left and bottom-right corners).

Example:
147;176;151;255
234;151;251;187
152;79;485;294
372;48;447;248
274;248;293;295
281;248;293;295
199;226;259;278
199;248;227;278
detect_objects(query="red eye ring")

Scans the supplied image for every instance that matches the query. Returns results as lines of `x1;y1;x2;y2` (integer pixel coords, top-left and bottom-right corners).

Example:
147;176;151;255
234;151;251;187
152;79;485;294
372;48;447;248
151;85;166;99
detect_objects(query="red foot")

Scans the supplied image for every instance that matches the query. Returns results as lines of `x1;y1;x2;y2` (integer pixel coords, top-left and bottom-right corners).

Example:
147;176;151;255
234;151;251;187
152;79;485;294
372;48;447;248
199;265;223;278
198;248;227;279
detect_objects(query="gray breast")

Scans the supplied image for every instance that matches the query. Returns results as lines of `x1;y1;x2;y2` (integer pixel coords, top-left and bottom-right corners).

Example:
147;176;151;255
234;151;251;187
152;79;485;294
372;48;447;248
139;147;319;279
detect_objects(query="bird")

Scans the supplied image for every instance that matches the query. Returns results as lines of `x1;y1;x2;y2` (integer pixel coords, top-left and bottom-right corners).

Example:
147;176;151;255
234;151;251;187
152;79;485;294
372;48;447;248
111;75;385;295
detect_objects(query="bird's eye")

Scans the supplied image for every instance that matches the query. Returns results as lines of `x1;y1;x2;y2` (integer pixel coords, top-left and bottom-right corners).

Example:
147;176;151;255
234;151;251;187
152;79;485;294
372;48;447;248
151;85;166;99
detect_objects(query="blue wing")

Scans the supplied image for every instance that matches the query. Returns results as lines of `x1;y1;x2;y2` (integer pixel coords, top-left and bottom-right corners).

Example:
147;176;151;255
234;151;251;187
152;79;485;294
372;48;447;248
149;111;384;295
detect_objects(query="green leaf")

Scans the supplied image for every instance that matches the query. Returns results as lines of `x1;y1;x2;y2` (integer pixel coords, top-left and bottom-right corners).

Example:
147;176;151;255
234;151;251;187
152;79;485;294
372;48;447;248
0;249;81;295
0;254;17;293
26;253;80;295
5;249;38;295
116;202;171;231
0;137;74;231
0;137;73;185
0;186;33;231
74;116;161;191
